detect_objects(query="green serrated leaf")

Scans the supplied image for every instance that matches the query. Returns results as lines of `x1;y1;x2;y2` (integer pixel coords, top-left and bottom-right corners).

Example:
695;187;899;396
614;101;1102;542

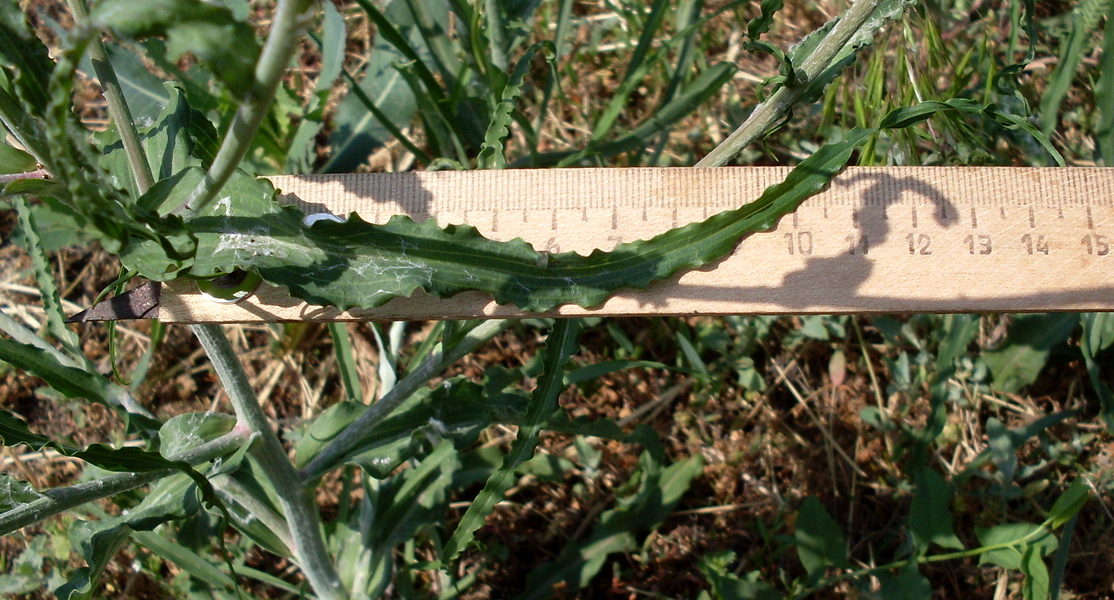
4;196;105;252
477;43;549;169
170;131;867;311
0;82;51;170
787;0;915;103
12;197;84;359
90;0;262;98
0;338;120;405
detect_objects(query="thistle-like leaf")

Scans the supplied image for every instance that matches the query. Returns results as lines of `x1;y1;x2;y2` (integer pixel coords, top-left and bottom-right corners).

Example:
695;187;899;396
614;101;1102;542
123;130;869;311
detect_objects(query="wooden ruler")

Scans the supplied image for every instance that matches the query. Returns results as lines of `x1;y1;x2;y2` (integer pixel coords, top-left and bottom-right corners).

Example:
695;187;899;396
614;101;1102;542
158;167;1114;323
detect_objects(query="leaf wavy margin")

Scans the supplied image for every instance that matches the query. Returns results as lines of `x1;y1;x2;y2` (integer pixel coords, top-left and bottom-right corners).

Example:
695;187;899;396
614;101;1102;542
166;129;870;313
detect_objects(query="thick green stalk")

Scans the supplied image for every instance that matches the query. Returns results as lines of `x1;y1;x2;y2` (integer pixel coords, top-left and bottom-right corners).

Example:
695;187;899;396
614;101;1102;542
179;0;316;214
191;323;347;600
65;0;154;193
0;429;249;535
299;319;513;482
695;0;885;167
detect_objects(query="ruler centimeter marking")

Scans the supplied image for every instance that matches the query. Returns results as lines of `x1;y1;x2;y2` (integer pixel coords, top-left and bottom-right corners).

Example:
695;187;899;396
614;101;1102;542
159;167;1114;323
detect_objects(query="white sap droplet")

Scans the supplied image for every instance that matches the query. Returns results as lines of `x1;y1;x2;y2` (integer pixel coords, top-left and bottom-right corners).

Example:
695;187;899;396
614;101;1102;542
303;212;347;226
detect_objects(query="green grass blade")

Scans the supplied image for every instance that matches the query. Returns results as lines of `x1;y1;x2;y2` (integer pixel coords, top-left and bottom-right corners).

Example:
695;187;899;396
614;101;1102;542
1038;0;1108;136
328;63;427;170
328;323;363;404
353;0;447;108
441;318;583;563
1094;0;1114;165
588;0;671;144
400;0;464;87
483;0;509;72
131;530;238;590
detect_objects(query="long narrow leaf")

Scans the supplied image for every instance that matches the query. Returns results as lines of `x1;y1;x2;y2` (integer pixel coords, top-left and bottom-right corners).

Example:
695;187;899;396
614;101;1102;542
0;338;119;405
328;323;363;404
1094;0;1114;164
125;128;866;312
1038;0;1107;136
12;199;85;361
477;43;551;169
442;318;583;562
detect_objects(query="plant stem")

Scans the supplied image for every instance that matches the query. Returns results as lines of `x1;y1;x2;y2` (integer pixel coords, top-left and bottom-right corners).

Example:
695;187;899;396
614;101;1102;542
65;0;154;194
793;519;1062;599
299;319;513;482
695;0;885;167
0;169;50;185
191;323;347;600
0;429;249;535
178;0;316;215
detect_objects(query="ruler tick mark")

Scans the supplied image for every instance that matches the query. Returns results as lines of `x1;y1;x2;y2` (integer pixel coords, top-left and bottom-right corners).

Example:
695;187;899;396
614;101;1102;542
823;206;829;219
612;205;619;229
672;208;678;228
911;205;918;228
970;207;978;229
999;207;1006;219
1028;207;1035;229
551;208;557;230
851;211;860;229
492;210;499;232
792;212;799;228
1088;205;1095;229
642;206;648;221
582;207;588;222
